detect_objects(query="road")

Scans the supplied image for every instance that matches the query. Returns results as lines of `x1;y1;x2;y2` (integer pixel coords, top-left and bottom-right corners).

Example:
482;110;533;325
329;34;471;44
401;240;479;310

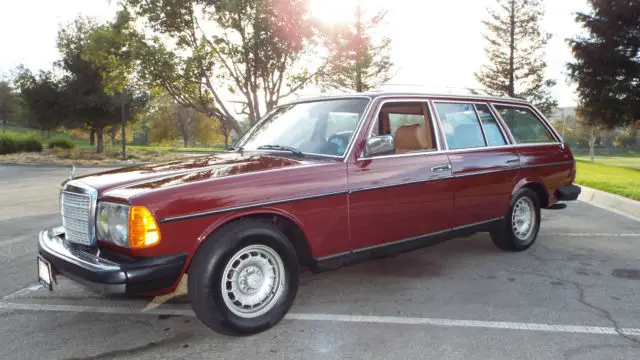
1;164;639;360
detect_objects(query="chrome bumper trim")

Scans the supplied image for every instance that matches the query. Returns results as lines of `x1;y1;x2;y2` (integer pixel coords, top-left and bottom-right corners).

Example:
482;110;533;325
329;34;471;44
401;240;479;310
39;227;121;272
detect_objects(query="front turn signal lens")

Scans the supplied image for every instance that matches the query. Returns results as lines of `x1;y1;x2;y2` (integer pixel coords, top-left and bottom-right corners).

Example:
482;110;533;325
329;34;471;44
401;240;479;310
129;206;161;249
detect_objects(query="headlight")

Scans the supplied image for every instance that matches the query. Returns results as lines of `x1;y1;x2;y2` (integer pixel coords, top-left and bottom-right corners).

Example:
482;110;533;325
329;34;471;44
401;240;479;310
96;202;161;249
97;202;130;247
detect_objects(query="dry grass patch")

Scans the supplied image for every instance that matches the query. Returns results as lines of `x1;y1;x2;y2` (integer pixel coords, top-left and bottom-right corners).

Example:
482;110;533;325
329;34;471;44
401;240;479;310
0;148;187;165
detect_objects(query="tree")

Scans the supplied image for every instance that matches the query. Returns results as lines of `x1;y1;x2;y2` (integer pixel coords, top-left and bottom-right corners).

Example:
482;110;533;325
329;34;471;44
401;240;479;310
82;9;143;159
474;0;558;116
13;67;69;137
567;0;640;153
120;0;321;131
0;81;18;133
57;16;148;153
318;3;393;92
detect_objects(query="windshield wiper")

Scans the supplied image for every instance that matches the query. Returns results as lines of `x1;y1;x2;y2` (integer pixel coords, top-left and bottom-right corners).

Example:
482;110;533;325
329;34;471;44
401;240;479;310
257;145;305;157
226;145;243;152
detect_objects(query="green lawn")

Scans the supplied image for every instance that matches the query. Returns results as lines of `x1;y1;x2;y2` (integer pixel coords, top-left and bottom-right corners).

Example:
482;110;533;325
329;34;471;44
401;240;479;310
575;160;640;201
575;155;640;170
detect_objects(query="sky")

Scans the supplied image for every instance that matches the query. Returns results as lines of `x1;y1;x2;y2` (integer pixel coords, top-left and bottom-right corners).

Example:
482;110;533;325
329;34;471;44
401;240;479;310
0;0;590;108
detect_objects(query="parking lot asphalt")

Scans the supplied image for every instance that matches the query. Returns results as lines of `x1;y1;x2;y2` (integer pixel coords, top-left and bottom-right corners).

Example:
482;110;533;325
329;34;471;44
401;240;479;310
1;164;639;360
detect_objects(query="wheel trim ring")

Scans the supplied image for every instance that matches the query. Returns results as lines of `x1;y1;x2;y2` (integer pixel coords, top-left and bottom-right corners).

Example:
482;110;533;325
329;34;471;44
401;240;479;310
511;197;536;241
221;244;286;319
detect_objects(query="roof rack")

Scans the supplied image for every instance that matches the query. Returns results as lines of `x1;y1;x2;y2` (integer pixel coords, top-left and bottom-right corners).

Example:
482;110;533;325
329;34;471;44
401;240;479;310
373;83;512;98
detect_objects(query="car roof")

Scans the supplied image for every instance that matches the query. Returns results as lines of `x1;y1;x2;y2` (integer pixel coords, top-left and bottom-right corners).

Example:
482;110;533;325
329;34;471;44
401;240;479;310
283;90;530;107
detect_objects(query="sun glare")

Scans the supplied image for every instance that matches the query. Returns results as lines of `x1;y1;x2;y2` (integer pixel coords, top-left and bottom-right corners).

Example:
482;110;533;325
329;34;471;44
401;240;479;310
309;0;361;25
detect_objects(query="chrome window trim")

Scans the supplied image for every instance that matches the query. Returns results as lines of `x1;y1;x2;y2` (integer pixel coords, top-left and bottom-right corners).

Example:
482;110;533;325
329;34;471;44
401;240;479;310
62;180;98;246
472;104;490;147
489;103;561;144
474;103;508;146
432;99;511;151
348;97;443;161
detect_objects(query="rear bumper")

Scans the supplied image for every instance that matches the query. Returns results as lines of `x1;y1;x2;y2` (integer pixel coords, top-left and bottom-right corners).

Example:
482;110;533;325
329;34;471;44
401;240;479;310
38;227;187;295
556;184;581;201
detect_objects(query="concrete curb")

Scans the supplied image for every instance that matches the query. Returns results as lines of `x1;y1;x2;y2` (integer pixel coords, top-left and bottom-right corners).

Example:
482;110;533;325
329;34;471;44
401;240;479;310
577;184;640;222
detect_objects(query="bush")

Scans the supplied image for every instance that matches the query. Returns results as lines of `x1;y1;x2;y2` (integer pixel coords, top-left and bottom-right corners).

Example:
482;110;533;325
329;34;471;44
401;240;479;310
15;134;43;153
48;137;75;150
0;135;18;155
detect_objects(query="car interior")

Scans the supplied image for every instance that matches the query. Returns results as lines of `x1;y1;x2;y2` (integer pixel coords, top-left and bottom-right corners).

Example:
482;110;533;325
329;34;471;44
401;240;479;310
374;102;437;154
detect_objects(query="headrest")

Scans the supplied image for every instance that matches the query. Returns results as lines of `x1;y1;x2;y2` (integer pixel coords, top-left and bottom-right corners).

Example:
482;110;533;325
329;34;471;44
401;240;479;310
395;124;429;151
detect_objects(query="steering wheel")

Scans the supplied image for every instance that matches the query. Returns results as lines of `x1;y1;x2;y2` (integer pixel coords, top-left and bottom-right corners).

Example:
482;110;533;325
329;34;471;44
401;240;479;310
318;131;353;156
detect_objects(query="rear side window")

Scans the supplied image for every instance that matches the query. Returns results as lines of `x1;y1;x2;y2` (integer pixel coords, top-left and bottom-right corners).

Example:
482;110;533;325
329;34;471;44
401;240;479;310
493;105;556;143
475;104;506;146
435;103;486;150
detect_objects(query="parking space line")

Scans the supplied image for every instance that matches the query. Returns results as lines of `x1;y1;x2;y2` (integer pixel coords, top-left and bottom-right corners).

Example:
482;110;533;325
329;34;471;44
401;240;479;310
1;301;639;336
0;284;41;301
540;233;640;237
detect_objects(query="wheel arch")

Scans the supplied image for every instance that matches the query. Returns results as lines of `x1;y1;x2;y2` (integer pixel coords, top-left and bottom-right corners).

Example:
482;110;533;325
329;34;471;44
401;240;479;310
512;178;549;208
190;208;313;271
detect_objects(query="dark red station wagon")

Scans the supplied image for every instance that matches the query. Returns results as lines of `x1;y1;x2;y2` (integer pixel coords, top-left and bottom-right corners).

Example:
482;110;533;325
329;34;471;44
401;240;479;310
37;91;581;335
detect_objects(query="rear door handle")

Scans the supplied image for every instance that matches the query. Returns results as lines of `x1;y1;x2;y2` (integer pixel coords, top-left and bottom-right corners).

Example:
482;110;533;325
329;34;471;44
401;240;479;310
505;158;520;164
431;164;452;172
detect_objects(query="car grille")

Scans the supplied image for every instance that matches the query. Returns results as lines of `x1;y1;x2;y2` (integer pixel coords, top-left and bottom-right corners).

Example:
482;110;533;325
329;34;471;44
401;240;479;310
62;191;92;246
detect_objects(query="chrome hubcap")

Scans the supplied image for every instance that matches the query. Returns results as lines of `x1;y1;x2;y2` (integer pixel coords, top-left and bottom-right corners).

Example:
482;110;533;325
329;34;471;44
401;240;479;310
512;197;535;241
221;245;286;318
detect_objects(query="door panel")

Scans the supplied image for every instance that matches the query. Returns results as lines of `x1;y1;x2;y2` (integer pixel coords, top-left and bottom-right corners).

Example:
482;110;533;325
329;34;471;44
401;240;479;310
347;154;455;251
449;148;521;227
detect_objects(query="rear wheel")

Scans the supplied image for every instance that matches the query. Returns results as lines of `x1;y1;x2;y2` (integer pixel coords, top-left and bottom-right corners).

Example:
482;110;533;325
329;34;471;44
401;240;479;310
188;219;299;336
490;188;541;251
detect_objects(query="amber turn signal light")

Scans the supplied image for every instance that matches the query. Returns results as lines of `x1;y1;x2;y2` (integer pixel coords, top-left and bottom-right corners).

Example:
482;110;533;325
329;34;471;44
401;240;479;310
129;206;161;248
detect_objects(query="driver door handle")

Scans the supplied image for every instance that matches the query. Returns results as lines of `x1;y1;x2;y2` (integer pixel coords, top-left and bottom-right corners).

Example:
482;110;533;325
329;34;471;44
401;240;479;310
431;164;451;172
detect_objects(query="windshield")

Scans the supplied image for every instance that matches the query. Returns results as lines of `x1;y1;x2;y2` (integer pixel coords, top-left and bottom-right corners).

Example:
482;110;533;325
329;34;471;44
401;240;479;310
236;98;370;157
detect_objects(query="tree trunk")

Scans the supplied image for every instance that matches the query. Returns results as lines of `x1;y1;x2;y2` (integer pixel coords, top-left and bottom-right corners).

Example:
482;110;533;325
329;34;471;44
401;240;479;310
121;99;126;160
183;137;188;148
508;0;516;97
89;127;95;146
631;123;638;148
110;127;117;146
589;126;596;162
96;127;104;154
224;131;230;149
355;2;363;92
2;119;5;133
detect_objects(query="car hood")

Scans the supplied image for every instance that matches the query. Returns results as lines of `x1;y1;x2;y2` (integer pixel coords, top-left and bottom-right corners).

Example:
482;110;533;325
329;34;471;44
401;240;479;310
74;152;319;200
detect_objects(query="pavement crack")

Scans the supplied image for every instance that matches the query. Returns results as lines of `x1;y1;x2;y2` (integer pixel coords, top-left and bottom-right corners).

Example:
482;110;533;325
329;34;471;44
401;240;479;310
62;332;195;360
511;269;640;348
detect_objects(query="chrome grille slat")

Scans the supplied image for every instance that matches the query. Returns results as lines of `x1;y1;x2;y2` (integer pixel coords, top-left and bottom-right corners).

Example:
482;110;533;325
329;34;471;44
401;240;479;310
62;191;92;246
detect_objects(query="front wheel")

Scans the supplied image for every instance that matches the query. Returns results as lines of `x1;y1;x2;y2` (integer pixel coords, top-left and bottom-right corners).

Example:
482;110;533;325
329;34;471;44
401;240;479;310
187;219;299;336
490;188;541;251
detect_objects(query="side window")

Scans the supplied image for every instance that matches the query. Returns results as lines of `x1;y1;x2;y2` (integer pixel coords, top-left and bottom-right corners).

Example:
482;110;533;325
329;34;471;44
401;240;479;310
370;102;437;154
475;104;506;146
435;102;486;150
493;105;556;143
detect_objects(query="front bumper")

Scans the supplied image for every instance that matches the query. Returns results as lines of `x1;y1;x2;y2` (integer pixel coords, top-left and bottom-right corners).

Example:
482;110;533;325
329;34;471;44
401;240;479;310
38;227;187;295
557;184;582;201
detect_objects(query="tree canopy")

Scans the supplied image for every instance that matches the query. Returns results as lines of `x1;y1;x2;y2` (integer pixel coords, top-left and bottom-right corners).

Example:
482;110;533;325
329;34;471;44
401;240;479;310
119;0;322;131
567;0;640;129
317;3;393;92
475;0;558;115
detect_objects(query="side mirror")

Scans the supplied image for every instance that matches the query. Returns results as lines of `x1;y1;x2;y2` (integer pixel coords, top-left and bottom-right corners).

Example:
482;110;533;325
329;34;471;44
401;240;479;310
363;135;395;158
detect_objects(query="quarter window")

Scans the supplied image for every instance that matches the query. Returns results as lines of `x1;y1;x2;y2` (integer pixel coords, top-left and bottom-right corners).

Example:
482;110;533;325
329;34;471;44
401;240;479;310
475;104;506;146
435;103;486;150
493;105;556;143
